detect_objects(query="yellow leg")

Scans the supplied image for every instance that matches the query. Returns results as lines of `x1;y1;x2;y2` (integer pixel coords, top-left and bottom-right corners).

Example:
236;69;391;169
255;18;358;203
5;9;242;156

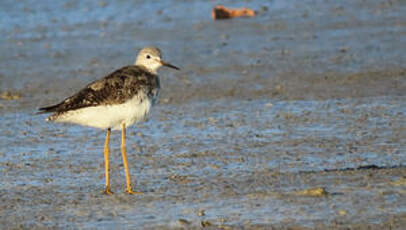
103;128;113;195
121;123;142;194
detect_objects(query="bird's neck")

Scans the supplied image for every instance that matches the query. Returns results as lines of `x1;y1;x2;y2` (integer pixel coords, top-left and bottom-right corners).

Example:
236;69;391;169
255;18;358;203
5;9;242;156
135;64;158;75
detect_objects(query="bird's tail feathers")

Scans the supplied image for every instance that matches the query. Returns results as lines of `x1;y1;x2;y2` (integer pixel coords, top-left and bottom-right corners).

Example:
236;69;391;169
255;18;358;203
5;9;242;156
36;104;63;122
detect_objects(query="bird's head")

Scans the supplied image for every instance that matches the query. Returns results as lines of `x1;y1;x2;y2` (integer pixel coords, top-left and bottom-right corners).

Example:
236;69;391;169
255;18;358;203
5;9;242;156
135;47;179;74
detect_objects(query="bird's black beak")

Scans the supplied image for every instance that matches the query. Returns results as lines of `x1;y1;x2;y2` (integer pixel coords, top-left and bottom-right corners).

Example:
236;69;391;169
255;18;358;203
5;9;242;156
160;60;180;70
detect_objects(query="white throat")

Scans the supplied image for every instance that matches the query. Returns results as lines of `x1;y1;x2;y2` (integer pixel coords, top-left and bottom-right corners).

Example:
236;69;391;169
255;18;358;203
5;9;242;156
135;62;160;74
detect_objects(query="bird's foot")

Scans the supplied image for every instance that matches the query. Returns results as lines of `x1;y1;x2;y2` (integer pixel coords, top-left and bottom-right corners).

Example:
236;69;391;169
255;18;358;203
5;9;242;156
103;187;114;195
126;188;143;195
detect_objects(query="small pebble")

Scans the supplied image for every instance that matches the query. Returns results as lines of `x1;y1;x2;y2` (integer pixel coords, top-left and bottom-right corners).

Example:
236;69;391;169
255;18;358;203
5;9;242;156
201;220;212;227
178;218;191;226
295;187;328;197
338;210;347;215
198;210;205;216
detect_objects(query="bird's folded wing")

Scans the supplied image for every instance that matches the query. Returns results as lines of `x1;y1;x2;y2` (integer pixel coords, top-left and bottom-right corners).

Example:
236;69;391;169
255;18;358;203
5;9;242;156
38;66;156;114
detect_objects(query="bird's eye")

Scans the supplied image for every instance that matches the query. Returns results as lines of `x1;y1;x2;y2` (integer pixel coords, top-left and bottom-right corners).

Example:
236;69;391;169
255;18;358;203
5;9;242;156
146;55;151;59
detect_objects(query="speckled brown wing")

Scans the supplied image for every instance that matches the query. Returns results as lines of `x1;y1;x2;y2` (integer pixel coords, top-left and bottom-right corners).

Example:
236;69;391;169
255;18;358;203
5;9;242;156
38;65;160;114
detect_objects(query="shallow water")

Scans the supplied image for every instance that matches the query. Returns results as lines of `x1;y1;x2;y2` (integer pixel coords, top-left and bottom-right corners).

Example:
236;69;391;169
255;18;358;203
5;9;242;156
1;97;405;228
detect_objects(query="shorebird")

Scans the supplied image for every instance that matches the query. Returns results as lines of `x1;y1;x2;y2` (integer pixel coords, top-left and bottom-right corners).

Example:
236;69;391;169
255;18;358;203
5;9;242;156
38;47;179;194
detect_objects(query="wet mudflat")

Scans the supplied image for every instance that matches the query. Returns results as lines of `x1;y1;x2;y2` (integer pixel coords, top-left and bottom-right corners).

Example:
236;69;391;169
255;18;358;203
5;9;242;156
1;0;405;229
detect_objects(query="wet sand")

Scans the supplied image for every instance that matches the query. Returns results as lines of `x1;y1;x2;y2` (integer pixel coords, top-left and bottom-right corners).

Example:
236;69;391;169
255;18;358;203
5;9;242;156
0;0;405;229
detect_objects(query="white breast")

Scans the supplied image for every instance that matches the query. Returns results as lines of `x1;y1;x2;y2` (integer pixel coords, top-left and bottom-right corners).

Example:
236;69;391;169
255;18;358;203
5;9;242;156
53;93;152;130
